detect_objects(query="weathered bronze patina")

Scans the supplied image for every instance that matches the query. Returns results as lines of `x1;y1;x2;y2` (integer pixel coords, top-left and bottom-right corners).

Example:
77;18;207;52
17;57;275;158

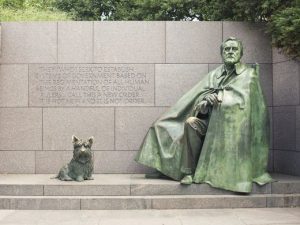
56;135;94;182
135;37;273;193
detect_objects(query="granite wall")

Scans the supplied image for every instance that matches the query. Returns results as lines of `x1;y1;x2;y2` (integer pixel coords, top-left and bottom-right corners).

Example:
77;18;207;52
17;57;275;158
0;21;298;175
272;49;300;176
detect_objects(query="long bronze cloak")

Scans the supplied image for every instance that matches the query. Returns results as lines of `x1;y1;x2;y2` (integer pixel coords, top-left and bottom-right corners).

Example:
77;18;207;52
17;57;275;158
135;63;273;193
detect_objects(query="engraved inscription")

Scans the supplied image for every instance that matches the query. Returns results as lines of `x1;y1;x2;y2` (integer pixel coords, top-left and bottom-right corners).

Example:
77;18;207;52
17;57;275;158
29;64;154;106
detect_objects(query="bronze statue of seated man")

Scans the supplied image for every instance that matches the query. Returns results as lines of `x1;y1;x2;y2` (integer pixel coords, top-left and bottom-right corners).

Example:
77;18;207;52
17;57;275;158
135;37;273;193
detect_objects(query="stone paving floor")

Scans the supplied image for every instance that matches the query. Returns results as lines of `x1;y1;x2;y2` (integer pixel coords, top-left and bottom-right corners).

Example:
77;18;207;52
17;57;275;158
0;208;299;225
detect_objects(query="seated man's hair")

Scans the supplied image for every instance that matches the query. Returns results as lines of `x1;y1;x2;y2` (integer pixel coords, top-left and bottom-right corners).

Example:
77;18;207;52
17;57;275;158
220;37;243;56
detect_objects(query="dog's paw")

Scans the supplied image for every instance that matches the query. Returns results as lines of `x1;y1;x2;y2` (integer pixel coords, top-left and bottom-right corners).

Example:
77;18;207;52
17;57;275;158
58;175;73;181
76;176;84;182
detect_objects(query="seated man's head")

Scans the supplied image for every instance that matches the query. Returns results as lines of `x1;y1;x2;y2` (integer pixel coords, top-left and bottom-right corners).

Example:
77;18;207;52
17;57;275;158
220;37;243;66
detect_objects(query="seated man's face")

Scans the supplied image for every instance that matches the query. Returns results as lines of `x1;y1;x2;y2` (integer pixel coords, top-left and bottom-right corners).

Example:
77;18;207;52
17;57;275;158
222;40;242;65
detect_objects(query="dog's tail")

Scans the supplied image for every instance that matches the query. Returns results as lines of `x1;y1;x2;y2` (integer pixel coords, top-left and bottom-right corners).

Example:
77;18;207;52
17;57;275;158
50;174;59;179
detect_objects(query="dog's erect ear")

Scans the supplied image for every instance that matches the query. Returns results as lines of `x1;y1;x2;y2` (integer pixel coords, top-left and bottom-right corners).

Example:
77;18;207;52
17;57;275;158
72;135;79;144
88;136;94;147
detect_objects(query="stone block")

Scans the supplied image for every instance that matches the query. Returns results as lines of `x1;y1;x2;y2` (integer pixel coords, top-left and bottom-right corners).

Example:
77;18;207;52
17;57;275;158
268;107;273;149
223;22;272;63
273;60;300;106
297;107;300;152
272;173;300;182
225;196;267;208
43;108;114;150
0;108;42;150
94;151;152;174
44;184;130;196
259;64;273;106
155;64;208;106
35;151;73;174
273;48;291;63
0;65;28;107
267;194;300;207
0;185;43;196
297;106;300;128
267;150;274;173
166;22;222;63
94;21;165;63
0;199;10;209
0;151;35;173
221;196;266;208
274;150;300;176
0;22;57;63
58;22;93;63
273;107;296;150
297;130;300;153
296;131;300;152
29;64;155;107
151;195;266;209
81;197;152;210
8;197;80;210
115;107;168;150
272;182;300;194
252;183;272;194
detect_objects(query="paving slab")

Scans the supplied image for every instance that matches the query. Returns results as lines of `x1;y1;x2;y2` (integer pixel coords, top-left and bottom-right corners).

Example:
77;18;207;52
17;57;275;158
0;208;299;225
233;208;300;225
99;218;181;225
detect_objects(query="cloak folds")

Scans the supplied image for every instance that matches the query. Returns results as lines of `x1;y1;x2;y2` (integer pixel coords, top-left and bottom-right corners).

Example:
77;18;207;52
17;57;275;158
135;63;273;193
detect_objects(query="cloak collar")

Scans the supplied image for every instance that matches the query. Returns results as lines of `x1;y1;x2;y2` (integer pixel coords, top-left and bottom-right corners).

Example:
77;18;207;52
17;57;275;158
217;62;247;79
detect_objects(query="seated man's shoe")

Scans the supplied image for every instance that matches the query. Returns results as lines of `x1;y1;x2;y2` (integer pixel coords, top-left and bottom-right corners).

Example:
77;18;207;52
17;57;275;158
180;175;193;185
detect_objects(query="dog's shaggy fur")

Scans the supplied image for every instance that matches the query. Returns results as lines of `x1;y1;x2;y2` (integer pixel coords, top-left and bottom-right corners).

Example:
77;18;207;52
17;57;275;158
56;135;94;182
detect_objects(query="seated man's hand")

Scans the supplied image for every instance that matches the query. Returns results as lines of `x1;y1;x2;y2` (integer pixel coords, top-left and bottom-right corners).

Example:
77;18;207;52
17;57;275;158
204;93;220;106
193;93;221;116
193;100;209;115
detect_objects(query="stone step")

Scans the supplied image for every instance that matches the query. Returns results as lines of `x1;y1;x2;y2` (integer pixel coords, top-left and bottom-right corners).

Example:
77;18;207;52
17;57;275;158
0;194;299;210
0;174;299;196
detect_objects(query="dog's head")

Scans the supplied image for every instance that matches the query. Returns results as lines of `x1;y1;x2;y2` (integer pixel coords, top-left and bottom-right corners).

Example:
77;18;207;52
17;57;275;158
72;135;94;164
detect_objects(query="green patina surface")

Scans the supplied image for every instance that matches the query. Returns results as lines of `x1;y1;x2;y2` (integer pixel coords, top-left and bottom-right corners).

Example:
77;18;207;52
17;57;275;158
135;38;273;193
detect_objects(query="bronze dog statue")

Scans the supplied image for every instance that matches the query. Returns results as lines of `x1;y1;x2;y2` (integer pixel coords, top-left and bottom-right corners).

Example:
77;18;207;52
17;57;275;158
56;135;94;182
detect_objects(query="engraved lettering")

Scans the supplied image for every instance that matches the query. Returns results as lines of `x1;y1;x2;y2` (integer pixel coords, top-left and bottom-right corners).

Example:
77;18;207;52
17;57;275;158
29;64;154;106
